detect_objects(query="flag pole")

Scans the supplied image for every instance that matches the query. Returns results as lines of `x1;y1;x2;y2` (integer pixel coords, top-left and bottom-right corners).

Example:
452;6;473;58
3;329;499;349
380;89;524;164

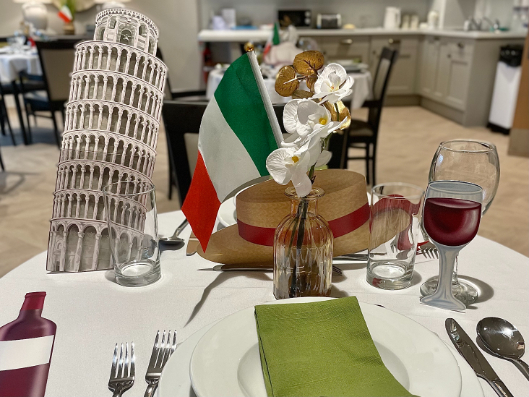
246;47;284;147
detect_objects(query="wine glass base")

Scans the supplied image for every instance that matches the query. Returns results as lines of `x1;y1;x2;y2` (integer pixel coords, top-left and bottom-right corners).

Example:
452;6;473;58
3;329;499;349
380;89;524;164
420;276;479;306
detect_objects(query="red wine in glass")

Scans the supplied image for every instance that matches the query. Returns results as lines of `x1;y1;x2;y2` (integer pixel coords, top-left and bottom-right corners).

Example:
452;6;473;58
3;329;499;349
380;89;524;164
420;180;483;311
423;198;482;247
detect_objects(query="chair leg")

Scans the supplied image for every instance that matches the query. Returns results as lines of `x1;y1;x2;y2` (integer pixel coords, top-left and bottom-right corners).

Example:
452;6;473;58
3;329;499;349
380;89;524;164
371;143;377;187
2;103;16;146
50;111;61;149
25;103;33;144
168;160;173;200
365;145;370;185
0;109;5;136
0;148;5;171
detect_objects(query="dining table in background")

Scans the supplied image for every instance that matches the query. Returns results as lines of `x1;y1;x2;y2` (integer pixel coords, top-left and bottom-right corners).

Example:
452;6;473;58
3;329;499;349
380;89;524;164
0;210;527;397
206;67;373;110
0;47;42;145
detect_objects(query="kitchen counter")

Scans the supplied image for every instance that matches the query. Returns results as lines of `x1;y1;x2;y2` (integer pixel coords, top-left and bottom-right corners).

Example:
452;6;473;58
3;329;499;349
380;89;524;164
198;28;526;42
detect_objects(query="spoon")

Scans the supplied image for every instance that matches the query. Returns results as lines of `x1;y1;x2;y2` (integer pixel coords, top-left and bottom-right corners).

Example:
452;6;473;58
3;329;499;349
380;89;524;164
159;219;188;246
477;317;529;380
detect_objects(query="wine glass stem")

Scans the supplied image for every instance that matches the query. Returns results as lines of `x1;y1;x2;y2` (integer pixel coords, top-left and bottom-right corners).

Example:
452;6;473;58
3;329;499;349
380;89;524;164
437;246;460;297
452;255;459;285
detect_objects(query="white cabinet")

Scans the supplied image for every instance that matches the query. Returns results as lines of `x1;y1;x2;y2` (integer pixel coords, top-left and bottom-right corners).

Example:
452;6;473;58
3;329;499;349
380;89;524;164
420;36;441;97
370;36;420;95
420;37;473;111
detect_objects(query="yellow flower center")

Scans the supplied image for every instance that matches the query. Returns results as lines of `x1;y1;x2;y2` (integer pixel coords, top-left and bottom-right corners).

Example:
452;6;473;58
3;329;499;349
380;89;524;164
319;117;328;125
291;155;299;163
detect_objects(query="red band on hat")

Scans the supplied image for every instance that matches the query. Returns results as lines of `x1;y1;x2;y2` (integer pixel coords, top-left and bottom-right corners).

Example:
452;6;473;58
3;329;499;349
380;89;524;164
328;203;370;238
237;203;370;246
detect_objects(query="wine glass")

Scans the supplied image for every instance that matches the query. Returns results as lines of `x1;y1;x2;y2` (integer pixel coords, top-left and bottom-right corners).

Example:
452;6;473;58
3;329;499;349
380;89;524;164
420;181;483;311
420;139;500;305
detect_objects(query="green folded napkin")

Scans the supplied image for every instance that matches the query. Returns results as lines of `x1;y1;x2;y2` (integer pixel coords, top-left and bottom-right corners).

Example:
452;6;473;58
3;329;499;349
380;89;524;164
254;297;416;397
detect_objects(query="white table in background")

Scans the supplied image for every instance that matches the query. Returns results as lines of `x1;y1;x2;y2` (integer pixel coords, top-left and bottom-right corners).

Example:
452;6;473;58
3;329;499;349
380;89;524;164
0;47;41;145
0;49;41;83
0;210;527;397
206;68;372;110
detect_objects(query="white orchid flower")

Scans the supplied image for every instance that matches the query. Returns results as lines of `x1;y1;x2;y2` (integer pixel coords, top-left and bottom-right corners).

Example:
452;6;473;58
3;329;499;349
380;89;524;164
283;99;331;138
282;99;345;148
313;63;354;104
266;144;314;197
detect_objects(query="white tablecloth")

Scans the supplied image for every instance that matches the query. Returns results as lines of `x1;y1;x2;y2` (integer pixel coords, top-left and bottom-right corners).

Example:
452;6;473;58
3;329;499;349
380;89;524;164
0;50;41;83
0;210;527;397
206;68;372;110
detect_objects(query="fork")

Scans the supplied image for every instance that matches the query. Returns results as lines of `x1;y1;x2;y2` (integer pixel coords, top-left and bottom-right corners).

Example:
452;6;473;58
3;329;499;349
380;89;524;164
108;343;135;397
144;330;177;397
419;241;439;259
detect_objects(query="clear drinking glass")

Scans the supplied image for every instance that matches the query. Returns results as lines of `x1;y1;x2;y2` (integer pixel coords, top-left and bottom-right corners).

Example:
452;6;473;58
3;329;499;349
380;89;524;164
102;181;161;287
366;183;424;290
421;140;500;305
420;181;483;311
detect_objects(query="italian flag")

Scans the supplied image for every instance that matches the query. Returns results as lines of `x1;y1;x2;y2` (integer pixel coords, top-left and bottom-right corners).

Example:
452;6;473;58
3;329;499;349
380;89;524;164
182;52;282;250
263;22;280;58
58;5;73;23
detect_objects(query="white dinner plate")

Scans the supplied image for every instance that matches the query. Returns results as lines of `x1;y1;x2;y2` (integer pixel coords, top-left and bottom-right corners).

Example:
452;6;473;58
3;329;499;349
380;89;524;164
217;197;236;228
188;297;462;397
158;301;483;397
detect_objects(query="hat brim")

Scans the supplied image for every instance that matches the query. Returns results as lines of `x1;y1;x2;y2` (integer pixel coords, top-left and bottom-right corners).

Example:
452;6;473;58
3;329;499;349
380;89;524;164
198;221;371;266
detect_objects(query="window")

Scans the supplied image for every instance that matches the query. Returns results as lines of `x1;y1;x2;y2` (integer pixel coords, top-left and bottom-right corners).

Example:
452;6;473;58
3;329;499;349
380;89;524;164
96;27;105;40
139;24;147;37
119;29;133;45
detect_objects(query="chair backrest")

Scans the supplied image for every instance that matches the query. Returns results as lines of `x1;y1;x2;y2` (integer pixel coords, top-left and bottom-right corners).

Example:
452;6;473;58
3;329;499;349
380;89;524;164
35;40;78;104
162;100;209;204
368;47;398;130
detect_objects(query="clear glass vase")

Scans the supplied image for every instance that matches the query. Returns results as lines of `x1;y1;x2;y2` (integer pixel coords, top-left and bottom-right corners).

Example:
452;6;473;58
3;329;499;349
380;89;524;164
273;187;334;299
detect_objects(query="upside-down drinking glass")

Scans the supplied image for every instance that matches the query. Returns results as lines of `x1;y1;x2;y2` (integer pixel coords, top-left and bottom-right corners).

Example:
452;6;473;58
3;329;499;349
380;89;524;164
420;140;499;305
103;181;161;287
420;181;483;311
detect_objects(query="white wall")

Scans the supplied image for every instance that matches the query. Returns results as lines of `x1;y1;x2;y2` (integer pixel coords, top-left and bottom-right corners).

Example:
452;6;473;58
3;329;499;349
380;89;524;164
0;0;202;90
199;0;430;29
429;0;515;29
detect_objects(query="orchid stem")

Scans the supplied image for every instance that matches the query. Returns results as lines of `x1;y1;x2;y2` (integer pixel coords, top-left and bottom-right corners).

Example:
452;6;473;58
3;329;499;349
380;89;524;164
289;164;316;297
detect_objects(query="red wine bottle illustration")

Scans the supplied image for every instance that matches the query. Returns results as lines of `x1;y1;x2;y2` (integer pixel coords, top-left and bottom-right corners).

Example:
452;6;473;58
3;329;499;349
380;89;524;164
0;292;56;397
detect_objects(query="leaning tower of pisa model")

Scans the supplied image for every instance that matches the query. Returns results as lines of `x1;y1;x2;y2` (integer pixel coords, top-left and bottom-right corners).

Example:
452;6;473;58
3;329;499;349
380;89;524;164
46;9;167;272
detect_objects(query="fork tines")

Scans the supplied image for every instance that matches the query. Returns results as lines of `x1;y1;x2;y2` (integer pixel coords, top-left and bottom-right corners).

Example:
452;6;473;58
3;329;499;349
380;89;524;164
108;342;135;395
419;242;439;259
147;330;177;372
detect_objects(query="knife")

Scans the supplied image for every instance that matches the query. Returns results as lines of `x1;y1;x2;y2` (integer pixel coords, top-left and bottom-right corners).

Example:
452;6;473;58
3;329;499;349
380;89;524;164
445;318;513;397
186;232;200;256
199;264;343;275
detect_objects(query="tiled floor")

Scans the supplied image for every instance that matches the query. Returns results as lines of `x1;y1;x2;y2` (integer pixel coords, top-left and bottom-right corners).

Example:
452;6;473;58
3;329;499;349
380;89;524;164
0;106;527;277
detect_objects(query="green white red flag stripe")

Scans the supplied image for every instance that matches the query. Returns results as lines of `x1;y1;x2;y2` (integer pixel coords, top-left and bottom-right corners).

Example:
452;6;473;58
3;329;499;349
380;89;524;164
58;5;73;23
182;52;282;250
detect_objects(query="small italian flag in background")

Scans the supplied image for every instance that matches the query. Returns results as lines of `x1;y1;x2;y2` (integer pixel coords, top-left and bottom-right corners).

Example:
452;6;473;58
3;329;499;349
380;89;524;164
263;22;280;58
182;52;282;250
58;5;73;23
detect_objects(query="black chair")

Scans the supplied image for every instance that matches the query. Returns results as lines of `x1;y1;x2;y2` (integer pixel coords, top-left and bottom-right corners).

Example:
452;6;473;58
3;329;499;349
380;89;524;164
0;83;16;146
0;141;4;171
162;99;347;203
344;47;398;185
1;37;47;145
19;40;77;147
162;100;208;203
